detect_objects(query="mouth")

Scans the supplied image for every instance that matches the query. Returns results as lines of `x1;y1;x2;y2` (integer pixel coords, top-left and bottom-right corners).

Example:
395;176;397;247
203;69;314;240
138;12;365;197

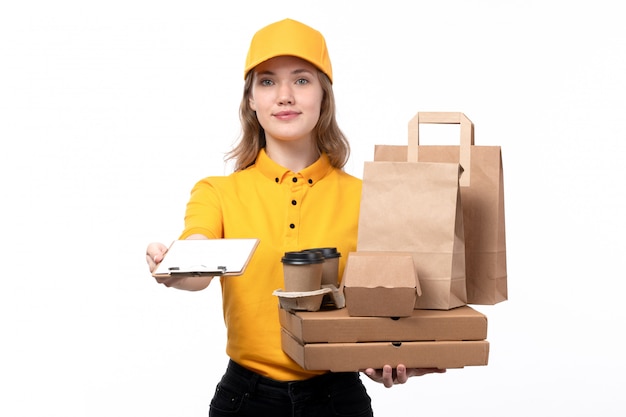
273;110;300;120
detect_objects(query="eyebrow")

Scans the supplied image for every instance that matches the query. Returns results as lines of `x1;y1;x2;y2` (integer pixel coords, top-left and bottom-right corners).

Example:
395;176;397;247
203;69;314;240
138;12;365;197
255;68;315;78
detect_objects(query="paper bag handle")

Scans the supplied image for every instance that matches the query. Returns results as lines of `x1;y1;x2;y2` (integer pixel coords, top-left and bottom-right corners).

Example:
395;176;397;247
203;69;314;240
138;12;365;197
408;112;474;186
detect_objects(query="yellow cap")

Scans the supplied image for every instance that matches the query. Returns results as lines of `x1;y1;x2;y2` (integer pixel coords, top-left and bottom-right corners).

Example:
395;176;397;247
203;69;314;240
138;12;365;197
244;18;333;83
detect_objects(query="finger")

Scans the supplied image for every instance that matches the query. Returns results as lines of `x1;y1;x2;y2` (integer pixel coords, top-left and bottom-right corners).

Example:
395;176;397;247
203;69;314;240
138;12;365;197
382;365;394;388
146;243;167;272
147;242;167;258
146;254;163;273
363;368;382;382
395;364;408;384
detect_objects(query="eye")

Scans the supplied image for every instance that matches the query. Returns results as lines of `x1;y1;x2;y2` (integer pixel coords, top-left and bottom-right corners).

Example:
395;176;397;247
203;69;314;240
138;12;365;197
295;78;309;85
259;78;274;86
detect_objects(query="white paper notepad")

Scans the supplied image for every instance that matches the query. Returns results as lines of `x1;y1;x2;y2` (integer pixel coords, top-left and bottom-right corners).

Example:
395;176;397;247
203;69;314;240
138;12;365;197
152;239;259;277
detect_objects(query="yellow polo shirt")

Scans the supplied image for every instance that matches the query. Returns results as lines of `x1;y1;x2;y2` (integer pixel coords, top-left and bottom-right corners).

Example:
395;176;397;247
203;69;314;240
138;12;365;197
179;149;362;380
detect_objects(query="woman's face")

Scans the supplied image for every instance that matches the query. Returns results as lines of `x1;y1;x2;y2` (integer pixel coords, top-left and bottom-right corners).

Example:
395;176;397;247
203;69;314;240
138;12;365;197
249;55;323;146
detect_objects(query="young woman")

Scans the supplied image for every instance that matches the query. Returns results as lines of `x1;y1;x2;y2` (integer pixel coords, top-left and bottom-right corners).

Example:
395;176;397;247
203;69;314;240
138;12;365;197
145;18;444;417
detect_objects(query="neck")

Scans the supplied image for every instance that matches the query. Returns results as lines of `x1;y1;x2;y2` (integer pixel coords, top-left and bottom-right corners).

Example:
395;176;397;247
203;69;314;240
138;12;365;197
265;139;320;172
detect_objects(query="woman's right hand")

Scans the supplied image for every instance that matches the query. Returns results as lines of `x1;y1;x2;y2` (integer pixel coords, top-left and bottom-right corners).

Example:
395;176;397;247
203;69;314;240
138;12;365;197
146;242;168;274
145;237;213;291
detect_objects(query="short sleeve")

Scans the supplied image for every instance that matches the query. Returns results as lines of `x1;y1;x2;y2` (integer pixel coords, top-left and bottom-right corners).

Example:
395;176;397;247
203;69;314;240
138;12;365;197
178;177;224;240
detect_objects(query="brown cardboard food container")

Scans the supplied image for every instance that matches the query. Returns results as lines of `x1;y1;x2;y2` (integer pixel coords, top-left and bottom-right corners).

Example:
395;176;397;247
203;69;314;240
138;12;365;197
342;252;421;317
278;305;487;344
281;328;489;371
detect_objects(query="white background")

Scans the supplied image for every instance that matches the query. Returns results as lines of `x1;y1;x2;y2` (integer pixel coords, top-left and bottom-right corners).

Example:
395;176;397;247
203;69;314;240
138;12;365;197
1;1;625;416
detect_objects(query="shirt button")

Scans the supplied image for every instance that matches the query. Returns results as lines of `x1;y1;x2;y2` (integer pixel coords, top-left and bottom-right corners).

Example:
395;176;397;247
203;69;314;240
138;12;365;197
289;223;295;229
308;179;313;184
291;200;297;206
292;177;298;183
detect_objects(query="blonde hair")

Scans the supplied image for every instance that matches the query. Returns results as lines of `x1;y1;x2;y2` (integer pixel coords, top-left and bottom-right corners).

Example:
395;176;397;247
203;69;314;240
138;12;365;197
226;70;350;171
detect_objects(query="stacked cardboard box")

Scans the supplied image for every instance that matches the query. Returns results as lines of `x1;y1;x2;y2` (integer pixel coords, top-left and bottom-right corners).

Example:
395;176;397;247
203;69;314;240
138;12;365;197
280;305;489;371
279;252;490;372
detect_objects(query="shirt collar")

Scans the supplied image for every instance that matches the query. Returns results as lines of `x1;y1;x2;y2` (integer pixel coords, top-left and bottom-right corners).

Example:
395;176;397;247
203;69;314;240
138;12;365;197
254;148;333;186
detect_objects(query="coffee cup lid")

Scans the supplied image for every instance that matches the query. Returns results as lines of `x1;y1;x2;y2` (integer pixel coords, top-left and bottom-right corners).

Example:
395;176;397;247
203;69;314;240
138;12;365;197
304;247;341;259
281;250;325;265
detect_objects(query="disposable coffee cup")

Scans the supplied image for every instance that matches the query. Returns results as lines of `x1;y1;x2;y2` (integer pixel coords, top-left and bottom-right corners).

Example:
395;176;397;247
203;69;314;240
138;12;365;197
281;251;324;292
305;247;341;286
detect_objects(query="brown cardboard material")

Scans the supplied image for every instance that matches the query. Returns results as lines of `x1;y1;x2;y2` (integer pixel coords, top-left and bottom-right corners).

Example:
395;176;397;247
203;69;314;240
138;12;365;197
342;252;420;317
281;328;489;371
374;112;507;305
273;288;331;312
357;154;467;310
278;305;487;344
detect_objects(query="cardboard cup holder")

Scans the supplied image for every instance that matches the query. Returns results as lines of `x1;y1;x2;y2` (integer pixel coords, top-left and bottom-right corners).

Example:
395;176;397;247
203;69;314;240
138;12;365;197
274;248;344;311
272;288;332;312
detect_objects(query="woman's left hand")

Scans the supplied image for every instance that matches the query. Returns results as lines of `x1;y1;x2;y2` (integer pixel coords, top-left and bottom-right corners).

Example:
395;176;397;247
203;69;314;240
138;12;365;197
363;365;446;388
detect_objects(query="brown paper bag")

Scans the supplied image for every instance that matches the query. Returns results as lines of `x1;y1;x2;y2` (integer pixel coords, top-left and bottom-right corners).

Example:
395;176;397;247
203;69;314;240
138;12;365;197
357;150;467;310
375;112;507;305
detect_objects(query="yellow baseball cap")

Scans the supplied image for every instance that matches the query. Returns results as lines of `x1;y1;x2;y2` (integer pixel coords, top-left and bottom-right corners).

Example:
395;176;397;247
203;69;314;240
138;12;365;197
244;18;333;83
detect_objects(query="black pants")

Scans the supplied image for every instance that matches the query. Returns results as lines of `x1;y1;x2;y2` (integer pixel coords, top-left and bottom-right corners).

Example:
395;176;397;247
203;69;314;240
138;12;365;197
209;360;374;417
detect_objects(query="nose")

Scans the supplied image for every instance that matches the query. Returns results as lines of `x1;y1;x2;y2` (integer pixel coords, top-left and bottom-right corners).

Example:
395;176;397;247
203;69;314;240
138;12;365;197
277;83;294;105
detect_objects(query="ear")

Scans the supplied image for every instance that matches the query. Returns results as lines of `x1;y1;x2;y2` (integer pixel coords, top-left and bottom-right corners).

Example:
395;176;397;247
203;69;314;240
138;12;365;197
249;96;256;111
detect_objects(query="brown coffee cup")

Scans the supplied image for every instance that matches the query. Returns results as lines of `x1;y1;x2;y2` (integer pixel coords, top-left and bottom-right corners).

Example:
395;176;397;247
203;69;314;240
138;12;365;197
304;247;341;287
281;251;324;292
